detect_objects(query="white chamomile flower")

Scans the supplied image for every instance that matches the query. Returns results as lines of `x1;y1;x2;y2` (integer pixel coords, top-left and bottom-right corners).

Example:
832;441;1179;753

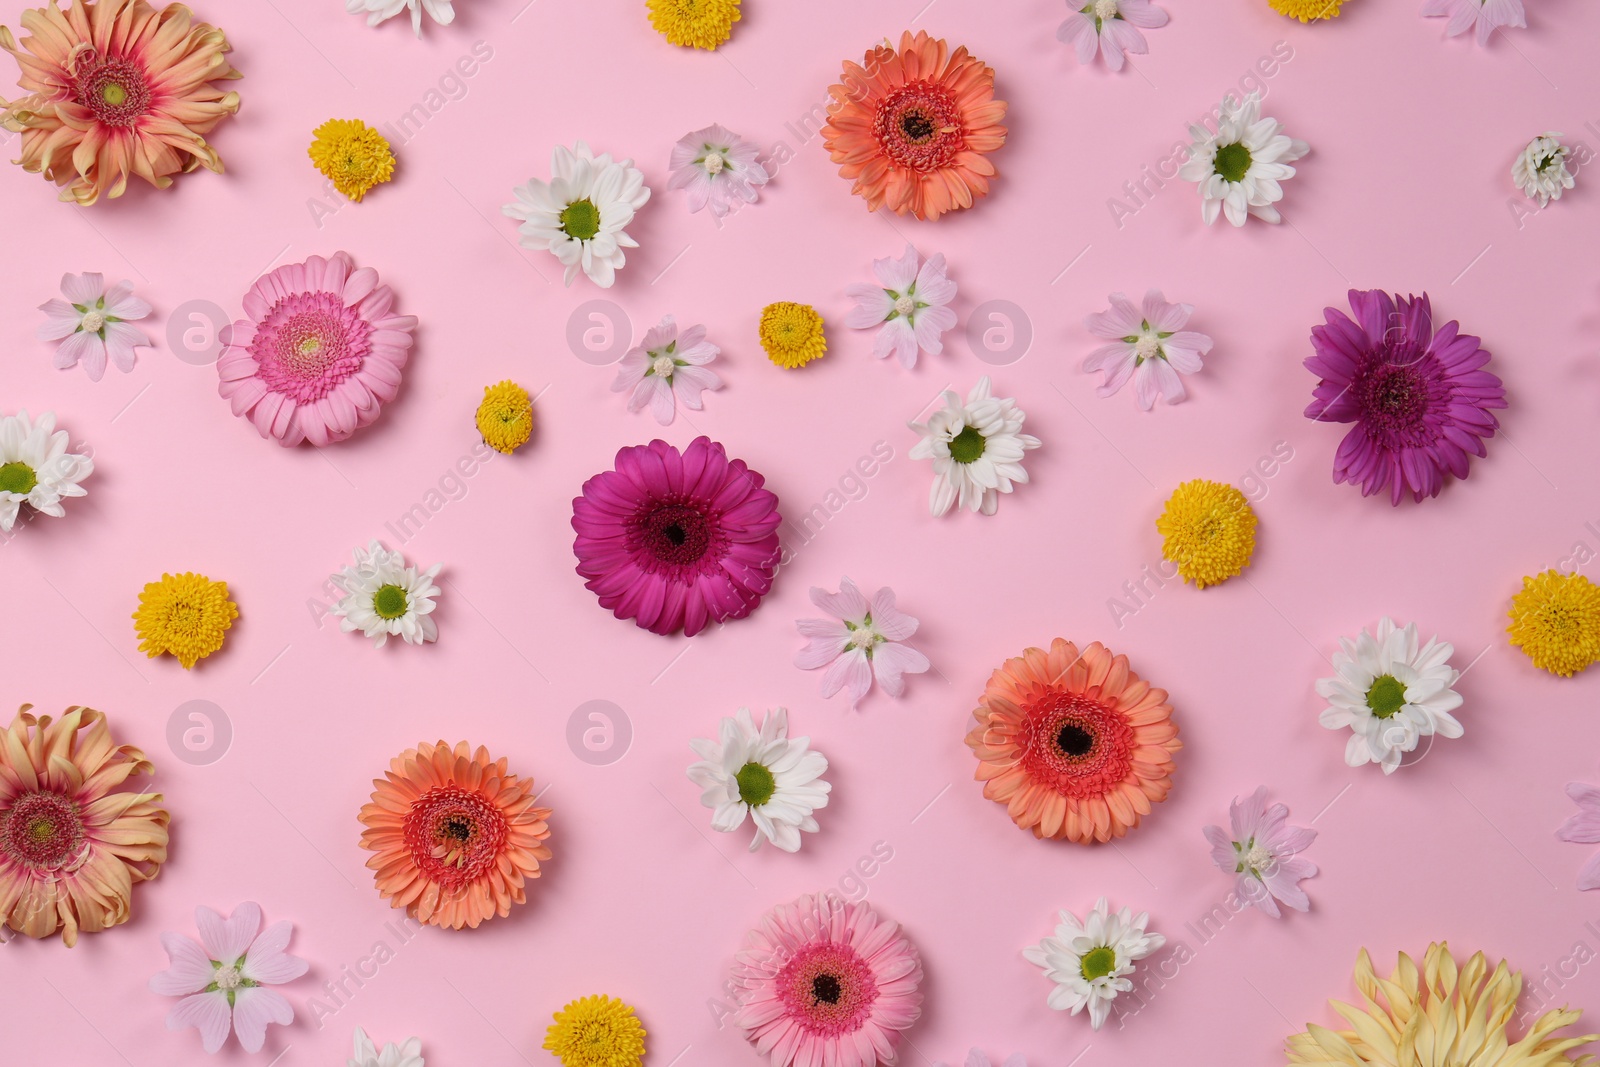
349;1027;424;1067
1316;617;1464;774
503;142;651;288
37;271;152;381
1023;897;1165;1031
844;243;958;370
345;0;454;37
686;707;831;853
0;410;92;533
330;540;442;648
909;376;1041;517
1512;132;1576;207
1179;92;1309;226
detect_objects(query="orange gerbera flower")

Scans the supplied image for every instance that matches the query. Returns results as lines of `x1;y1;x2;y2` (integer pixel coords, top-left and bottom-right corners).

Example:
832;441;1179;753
821;30;1007;221
0;0;241;206
358;740;551;931
0;705;169;946
965;639;1181;844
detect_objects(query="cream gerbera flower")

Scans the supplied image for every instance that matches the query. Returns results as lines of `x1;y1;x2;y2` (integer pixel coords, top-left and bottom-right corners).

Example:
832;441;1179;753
329;540;441;648
503;142;651;288
1513;132;1576;207
909;376;1041;517
0;410;91;533
1179;91;1309;226
1316;617;1463;774
1023;897;1165;1031
686;707;830;853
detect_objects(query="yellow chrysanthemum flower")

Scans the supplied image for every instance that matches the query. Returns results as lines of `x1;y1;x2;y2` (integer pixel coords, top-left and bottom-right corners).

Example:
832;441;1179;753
476;380;534;455
1156;479;1257;589
1268;0;1347;21
308;119;396;202
544;995;646;1067
646;0;741;50
1507;570;1600;677
760;302;827;369
132;572;238;670
1287;942;1598;1067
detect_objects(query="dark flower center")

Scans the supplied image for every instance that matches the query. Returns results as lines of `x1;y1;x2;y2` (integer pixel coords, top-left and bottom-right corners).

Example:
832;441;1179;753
1056;723;1095;758
404;785;508;888
776;942;879;1034
636;502;714;566
2;791;87;871
874;82;964;172
811;974;843;1004
1357;362;1431;435
70;53;152;128
1020;691;1137;800
899;109;935;142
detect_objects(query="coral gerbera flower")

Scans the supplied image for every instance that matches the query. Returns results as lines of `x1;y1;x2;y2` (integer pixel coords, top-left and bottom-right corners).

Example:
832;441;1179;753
217;252;417;447
647;0;741;50
571;437;781;637
0;705;168;945
731;892;924;1067
0;0;240;206
543;994;646;1067
1304;289;1506;505
476;380;534;454
821;30;1008;221
1156;479;1257;588
1508;570;1600;677
133;572;238;669
358;740;552;930
760;302;827;369
308;119;395;202
1286;942;1598;1066
965;638;1181;843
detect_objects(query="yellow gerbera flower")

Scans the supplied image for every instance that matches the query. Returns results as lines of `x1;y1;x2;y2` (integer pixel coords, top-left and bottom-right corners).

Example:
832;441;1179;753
1268;0;1347;21
646;0;741;50
1287;942;1598;1067
132;572;238;669
1508;570;1600;677
544;995;646;1067
760;302;827;369
308;118;395;202
1156;479;1257;589
476;380;534;455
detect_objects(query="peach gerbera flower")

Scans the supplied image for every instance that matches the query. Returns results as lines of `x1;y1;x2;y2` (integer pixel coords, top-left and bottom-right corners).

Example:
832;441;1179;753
821;30;1007;221
0;0;241;206
965;639;1181;843
0;704;169;946
358;740;552;930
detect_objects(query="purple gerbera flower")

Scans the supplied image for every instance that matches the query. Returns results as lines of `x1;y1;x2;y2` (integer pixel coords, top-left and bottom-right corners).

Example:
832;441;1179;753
1303;290;1506;505
572;437;781;637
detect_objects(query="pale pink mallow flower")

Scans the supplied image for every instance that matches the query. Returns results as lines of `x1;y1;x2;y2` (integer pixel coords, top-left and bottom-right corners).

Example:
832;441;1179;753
667;124;770;219
610;316;722;425
1556;781;1600;891
37;272;152;381
1084;290;1212;410
795;577;930;709
1203;787;1318;918
844;244;957;370
1422;0;1526;46
1058;0;1170;72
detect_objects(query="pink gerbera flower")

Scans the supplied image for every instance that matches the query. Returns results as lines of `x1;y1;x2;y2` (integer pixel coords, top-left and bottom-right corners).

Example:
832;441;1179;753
572;436;781;637
1202;787;1317;919
149;901;308;1054
732;892;924;1067
1058;0;1169;72
216;252;416;447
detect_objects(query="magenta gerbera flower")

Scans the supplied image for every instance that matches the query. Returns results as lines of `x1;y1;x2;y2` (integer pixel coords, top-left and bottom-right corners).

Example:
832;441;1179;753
216;252;416;447
1303;289;1506;505
571;436;781;637
732;892;924;1067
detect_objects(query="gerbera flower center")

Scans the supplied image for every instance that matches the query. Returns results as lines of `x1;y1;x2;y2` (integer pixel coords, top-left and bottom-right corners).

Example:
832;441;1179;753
70;54;152;128
80;311;106;333
1213;142;1253;183
776;942;879;1035
1056;722;1095;758
948;425;987;464
252;292;371;403
403;785;510;888
1021;691;1136;799
1358;363;1429;432
2;791;88;871
1365;674;1407;718
892;294;917;317
811;974;843;1003
0;462;38;495
703;151;726;175
634;501;717;567
1080;945;1118;981
373;584;409;620
735;761;777;806
873;83;964;172
560;198;602;241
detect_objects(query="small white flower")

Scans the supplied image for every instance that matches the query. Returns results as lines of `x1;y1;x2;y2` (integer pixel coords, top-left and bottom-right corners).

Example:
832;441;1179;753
1178;92;1309;226
909;376;1041;517
330;540;442;648
345;0;454;36
503;142;651;288
37;271;152;381
667;124;770;219
844;244;958;370
1316;617;1464;774
610;315;722;425
1023;897;1165;1030
0;410;92;533
686;707;831;853
1083;290;1213;409
349;1028;424;1067
795;577;931;709
1512;132;1575;207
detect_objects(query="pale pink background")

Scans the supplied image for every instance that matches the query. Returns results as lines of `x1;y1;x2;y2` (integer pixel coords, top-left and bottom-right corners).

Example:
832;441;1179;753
4;0;1600;1064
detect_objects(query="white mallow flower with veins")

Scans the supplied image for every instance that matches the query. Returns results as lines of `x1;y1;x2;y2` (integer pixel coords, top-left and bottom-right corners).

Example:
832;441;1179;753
844;243;958;370
794;577;931;709
346;0;454;37
1023;897;1165;1031
503;142;651;288
666;124;770;219
0;410;92;533
686;707;831;853
330;540;442;648
1316;617;1464;774
1179;92;1309;226
909;376;1041;516
1512;132;1576;207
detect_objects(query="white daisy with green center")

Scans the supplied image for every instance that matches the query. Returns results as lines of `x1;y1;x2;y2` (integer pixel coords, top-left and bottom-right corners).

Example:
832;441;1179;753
1178;91;1308;227
503;141;651;288
1023;897;1165;1030
1316;617;1463;774
329;540;442;648
1512;132;1576;207
0;410;92;534
908;376;1041;517
686;707;831;853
